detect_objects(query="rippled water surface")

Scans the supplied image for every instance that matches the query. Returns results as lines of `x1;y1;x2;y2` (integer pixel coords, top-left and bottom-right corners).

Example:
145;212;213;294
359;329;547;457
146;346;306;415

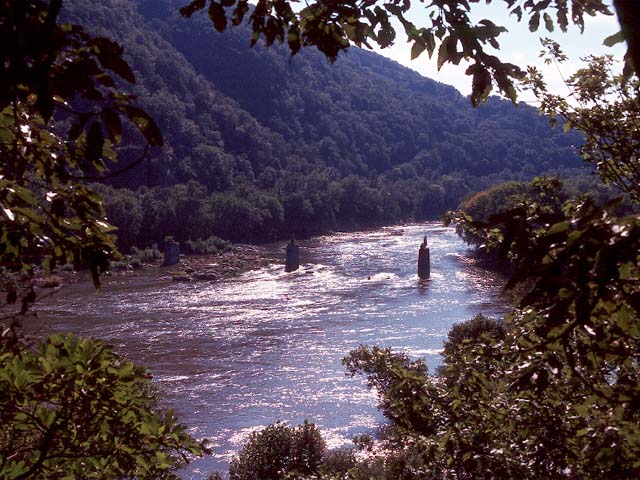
34;223;507;477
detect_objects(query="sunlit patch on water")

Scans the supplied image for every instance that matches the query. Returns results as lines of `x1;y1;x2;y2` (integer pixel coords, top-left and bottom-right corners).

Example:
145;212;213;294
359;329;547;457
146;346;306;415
403;347;445;357
321;414;380;449
156;374;191;384
32;222;508;477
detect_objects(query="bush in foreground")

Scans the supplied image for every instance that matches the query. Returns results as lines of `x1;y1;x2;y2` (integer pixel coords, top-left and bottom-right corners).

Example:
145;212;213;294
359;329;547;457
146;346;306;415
0;334;209;479
227;421;326;480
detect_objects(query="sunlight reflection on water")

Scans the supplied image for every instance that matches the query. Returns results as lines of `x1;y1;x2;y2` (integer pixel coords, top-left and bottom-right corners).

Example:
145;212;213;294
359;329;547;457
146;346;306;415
33;223;508;477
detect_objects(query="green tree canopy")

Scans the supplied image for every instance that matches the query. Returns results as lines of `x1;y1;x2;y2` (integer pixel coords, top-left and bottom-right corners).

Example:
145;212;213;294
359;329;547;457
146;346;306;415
228;421;326;480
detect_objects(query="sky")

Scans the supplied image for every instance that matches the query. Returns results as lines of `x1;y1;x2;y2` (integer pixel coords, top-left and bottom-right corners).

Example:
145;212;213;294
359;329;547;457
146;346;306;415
368;2;625;102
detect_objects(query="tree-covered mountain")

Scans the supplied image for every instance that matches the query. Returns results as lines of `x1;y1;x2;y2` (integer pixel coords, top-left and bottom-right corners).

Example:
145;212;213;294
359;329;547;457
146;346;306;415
62;0;586;249
150;0;579;177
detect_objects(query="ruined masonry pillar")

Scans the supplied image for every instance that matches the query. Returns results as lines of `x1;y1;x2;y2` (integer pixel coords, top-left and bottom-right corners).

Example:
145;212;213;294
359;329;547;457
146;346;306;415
163;240;180;266
418;235;430;279
285;240;300;272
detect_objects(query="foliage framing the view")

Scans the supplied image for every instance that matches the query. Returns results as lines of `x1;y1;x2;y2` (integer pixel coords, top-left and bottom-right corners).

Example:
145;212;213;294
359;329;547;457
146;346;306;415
528;40;640;203
0;2;209;478
3;0;640;478
177;0;640;106
0;0;162;308
429;51;640;477
0;334;209;479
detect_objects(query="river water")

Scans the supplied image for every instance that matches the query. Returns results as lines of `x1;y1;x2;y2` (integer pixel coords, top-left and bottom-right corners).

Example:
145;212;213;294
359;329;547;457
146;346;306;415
33;223;507;477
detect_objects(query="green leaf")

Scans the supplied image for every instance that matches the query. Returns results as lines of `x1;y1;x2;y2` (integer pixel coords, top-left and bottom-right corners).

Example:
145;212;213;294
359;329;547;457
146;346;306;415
69;115;89;142
603;31;624;47
180;0;206;17
288;24;301;56
438;35;459;70
0;124;13;144
511;6;523;21
411;41;426;60
85;122;105;164
101;109;122;144
504;83;517;103
208;1;227;32
547;220;570;235
124;107;163;146
377;24;395;48
467;63;492;107
619;262;632;280
93;38;135;84
437;36;450;70
232;0;248;26
13;186;36;205
529;12;540;32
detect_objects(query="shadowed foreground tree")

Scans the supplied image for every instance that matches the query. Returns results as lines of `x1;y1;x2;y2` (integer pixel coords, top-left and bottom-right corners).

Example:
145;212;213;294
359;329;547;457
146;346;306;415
0;334;208;479
227;421;326;480
343;53;640;479
528;41;640;203
345;53;640;476
0;0;162;312
0;1;209;477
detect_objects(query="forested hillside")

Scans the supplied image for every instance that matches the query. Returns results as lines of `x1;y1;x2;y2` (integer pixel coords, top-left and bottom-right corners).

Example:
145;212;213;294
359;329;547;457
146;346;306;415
62;0;585;249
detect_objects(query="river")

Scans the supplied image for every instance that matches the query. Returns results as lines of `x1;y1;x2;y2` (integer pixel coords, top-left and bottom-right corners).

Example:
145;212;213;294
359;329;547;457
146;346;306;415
32;223;508;477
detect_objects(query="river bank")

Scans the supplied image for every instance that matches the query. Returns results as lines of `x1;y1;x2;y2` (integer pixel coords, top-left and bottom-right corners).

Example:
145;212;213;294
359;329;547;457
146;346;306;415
37;244;280;295
151;245;280;284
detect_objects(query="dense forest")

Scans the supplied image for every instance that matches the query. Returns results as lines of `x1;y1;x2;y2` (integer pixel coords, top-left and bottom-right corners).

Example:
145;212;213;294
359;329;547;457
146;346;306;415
60;0;587;249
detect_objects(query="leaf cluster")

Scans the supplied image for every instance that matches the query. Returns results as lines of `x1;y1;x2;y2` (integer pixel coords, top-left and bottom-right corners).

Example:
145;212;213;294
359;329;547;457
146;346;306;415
526;52;640;204
0;333;210;479
434;176;640;478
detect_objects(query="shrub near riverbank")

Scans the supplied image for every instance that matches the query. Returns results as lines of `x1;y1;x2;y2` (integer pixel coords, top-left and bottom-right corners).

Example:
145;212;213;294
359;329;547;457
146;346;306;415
212;421;361;480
